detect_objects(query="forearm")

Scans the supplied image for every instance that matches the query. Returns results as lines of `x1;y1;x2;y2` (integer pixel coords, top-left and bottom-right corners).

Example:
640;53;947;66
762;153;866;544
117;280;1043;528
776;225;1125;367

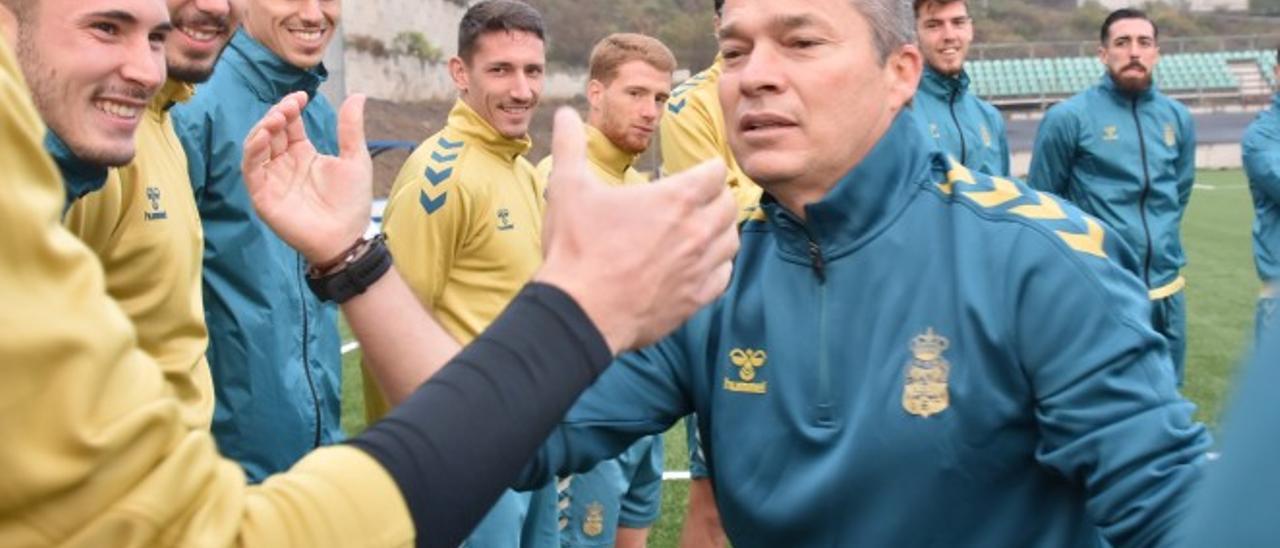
349;282;613;548
679;478;727;548
343;266;460;406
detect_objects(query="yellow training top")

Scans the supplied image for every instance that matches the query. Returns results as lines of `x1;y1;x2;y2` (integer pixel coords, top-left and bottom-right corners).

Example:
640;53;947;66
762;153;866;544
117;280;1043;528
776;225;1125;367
366;100;546;420
63;78;214;430
658;58;763;218
537;124;649;186
0;35;413;547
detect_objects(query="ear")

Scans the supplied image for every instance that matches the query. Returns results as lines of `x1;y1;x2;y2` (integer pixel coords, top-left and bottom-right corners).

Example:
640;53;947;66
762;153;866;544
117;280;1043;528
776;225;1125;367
885;44;924;114
586;79;605;109
1096;44;1106;64
449;57;469;94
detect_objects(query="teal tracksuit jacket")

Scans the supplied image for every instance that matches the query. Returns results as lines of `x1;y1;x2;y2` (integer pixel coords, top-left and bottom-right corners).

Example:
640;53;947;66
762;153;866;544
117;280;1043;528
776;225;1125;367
172;31;343;482
1241;93;1280;337
45;132;107;212
516;112;1209;547
911;65;1010;176
1179;320;1280;546
1028;74;1195;381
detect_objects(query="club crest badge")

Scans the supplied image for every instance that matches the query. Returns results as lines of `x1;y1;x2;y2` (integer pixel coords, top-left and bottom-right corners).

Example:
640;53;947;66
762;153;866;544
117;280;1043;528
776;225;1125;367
929;123;942;140
583;502;604;537
981;124;993;148
1102;125;1119;141
902;328;951;418
1163;123;1176;147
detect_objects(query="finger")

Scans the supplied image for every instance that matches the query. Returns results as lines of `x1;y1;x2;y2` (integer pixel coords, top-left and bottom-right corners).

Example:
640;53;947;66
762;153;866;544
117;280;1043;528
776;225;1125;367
338;94;370;161
280;92;310;147
242;122;273;188
655;158;727;207
694;260;735;307
547;107;588;200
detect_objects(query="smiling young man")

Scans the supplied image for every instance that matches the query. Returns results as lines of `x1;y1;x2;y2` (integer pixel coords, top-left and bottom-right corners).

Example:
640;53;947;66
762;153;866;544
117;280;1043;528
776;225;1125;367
374;1;559;545
910;0;1009;176
0;0;168;206
1029;8;1196;384
52;0;239;431
535;33;675;548
172;0;346;481
511;0;1210;545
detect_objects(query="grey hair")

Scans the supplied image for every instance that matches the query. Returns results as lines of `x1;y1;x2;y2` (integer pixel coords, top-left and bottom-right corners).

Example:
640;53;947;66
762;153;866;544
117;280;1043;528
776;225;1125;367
855;0;916;63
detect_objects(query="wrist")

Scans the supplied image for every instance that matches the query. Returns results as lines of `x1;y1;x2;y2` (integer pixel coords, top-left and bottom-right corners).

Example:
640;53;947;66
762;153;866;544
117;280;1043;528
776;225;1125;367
307;234;394;303
534;267;628;355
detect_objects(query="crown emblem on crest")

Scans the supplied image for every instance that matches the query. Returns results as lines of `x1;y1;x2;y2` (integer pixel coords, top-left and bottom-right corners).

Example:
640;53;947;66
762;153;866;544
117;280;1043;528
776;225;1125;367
911;328;949;362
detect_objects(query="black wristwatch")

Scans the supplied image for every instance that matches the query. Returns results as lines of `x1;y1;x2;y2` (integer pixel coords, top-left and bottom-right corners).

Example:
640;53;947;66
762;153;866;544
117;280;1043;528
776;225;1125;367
306;234;394;303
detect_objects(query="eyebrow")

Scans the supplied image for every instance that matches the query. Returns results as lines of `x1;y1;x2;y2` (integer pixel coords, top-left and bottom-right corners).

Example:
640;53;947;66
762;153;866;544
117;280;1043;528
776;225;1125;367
83;10;174;33
718;13;827;41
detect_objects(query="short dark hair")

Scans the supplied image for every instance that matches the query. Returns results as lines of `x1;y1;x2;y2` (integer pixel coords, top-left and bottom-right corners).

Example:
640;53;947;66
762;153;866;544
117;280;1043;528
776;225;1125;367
714;0;723;16
912;0;966;17
1100;8;1158;44
457;0;545;63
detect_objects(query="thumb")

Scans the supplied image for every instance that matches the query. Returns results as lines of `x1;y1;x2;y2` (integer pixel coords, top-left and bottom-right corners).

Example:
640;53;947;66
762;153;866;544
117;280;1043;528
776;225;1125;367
547;107;591;201
338;93;369;161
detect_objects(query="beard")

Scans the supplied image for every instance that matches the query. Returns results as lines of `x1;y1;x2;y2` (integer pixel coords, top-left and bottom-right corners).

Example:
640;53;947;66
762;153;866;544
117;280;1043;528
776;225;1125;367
1110;62;1153;94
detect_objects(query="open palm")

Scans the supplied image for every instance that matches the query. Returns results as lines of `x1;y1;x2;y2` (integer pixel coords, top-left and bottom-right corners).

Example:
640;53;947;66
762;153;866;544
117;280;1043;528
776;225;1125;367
242;91;372;266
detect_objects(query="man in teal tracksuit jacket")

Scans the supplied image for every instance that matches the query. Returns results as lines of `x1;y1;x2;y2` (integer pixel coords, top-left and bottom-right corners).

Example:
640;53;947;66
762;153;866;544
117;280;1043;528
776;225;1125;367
1029;10;1196;383
913;66;1009;176
173;27;343;482
910;0;1010;176
510;5;1208;544
516;110;1209;547
1241;87;1280;342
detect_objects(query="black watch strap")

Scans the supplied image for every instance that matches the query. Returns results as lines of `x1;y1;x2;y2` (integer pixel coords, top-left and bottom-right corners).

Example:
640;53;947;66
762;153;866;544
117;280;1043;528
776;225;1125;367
306;235;394;303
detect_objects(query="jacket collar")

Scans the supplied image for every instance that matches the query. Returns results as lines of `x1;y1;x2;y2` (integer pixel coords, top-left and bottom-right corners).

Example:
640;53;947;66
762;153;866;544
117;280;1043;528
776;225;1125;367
224;30;327;103
1099;71;1155;102
148;78;195;121
919;65;970;99
447;99;532;161
762;111;942;260
586;124;637;181
1272;92;1280;112
45;131;108;210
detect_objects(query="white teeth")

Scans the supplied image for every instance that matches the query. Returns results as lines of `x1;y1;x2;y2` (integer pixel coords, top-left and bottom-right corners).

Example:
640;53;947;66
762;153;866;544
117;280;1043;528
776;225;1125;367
95;100;141;119
181;26;217;41
293;30;323;41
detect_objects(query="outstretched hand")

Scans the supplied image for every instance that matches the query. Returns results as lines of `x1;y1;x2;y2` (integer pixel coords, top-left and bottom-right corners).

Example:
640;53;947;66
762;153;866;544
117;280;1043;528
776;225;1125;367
537;108;738;353
242;91;373;266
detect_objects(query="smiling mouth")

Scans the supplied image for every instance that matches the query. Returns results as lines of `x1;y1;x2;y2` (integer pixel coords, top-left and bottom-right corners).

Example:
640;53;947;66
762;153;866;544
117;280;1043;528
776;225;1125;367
499;105;531;116
289;28;328;42
94;99;143;120
179;24;224;42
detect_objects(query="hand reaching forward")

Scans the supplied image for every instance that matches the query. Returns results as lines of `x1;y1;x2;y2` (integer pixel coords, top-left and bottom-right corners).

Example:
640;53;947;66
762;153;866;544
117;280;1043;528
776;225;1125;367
242;91;372;266
537;108;739;354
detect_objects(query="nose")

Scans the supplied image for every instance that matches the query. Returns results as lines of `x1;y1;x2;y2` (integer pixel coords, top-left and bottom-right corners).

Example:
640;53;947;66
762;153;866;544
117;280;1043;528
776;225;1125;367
194;0;232;18
120;36;166;94
510;72;534;102
737;44;785;98
639;97;659;122
298;0;324;22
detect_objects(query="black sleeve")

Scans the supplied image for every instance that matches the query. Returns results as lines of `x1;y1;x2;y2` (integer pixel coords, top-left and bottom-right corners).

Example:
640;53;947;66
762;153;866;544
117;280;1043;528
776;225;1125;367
347;282;613;548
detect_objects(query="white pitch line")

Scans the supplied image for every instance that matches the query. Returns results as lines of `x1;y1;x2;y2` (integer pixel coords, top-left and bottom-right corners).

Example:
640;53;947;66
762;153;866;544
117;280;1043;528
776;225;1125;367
663;470;692;481
342;341;361;354
1194;184;1216;190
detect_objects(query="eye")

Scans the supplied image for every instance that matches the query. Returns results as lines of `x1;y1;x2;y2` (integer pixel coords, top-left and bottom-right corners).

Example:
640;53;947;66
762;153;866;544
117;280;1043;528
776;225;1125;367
91;21;121;36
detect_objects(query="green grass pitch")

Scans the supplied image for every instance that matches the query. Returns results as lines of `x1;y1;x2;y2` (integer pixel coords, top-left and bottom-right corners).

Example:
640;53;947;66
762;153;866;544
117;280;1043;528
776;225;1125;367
337;168;1258;545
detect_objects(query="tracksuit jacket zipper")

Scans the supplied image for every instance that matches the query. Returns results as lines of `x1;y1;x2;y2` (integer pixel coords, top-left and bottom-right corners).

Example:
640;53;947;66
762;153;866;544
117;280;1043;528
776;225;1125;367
1130;99;1155;288
296;253;323;447
949;88;967;165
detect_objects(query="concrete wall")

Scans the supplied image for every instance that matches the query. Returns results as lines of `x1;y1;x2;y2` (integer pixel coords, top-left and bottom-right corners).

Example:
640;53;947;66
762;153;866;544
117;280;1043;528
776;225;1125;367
331;0;587;102
1082;0;1248;12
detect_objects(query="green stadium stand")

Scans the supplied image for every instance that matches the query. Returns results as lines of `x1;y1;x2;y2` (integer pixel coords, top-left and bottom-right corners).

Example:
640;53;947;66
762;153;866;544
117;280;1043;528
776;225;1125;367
964;50;1271;103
